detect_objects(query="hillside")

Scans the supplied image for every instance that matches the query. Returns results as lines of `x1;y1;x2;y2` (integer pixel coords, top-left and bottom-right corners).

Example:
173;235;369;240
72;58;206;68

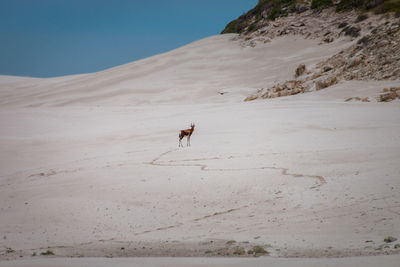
220;1;400;102
0;35;350;107
221;0;400;34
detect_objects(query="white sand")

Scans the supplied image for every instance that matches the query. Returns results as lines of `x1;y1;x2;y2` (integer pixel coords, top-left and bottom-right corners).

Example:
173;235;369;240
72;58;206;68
1;34;400;265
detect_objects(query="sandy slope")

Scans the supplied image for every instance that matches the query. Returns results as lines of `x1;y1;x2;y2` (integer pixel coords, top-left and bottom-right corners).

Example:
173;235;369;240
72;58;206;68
0;34;351;107
1;34;400;265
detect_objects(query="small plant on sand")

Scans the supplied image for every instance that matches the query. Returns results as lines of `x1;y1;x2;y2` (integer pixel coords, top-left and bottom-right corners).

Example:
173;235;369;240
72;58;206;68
40;250;54;255
32;252;37;256
233;247;246;255
252;245;269;256
248;23;257;32
226;240;236;245
394;243;400;249
6;247;15;253
384;236;398;243
204;250;213;254
216;248;230;256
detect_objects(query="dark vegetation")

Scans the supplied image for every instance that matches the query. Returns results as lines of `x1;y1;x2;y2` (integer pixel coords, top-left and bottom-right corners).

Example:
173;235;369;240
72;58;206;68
221;0;304;34
40;250;55;256
311;0;333;9
221;0;400;34
336;0;400;13
355;13;369;22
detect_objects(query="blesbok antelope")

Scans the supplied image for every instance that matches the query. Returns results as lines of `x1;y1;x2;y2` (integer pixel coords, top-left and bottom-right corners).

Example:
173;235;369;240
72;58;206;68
179;123;195;147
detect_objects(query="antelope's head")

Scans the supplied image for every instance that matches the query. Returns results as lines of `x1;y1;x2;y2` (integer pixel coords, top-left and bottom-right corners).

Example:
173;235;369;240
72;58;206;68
191;123;195;129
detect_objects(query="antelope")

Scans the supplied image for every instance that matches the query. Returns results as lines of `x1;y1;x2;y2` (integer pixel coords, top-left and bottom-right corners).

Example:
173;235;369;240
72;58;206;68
179;123;195;147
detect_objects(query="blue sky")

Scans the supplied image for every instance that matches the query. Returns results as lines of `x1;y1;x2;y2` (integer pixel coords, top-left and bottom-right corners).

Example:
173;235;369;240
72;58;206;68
0;0;256;77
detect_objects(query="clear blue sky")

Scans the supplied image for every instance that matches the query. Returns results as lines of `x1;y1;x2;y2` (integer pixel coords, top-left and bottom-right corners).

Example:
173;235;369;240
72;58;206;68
0;0;256;78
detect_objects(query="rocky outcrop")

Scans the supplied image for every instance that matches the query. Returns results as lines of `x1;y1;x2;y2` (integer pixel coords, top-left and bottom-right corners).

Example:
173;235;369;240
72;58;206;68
316;20;400;80
243;64;340;100
221;0;400;35
228;1;400;102
244;80;306;101
295;64;307;78
240;7;400;102
378;87;400;101
345;97;371;102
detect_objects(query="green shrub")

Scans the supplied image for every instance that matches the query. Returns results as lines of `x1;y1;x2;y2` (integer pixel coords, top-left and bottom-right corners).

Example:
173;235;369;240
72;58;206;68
221;0;297;33
311;0;333;9
336;0;366;11
233;247;246;255
248;23;257;32
268;5;282;20
384;236;398;243
374;0;400;14
221;20;238;34
40;250;55;255
336;0;400;13
252;245;269;256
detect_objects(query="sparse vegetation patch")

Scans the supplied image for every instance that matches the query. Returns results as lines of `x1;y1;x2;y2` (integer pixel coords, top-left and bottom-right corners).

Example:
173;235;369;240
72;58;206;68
40;250;55;256
251;245;269;256
226;240;236;245
221;0;300;34
311;0;333;9
233;247;246;255
384;236;398;243
222;0;400;34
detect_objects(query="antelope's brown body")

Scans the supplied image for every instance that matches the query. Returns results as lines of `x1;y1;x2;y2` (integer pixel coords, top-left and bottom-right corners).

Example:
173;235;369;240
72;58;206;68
179;124;195;147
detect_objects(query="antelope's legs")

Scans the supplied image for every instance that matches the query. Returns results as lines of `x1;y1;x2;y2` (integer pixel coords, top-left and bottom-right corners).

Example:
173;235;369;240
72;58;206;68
179;138;183;147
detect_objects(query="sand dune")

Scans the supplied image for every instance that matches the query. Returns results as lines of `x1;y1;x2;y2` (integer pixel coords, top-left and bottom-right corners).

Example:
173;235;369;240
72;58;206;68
1;34;400;266
0;35;352;107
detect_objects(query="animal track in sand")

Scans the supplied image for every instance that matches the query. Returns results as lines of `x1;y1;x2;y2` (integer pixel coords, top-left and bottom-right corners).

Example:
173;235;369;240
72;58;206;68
148;149;326;189
192;206;245;222
133;206;246;236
